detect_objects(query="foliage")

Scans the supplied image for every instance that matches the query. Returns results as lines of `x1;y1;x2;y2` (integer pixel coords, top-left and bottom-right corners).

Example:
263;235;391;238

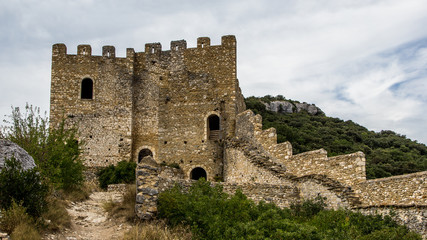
1;104;85;190
0;158;48;218
97;160;137;189
245;96;427;179
0;200;33;234
158;179;422;240
290;195;326;219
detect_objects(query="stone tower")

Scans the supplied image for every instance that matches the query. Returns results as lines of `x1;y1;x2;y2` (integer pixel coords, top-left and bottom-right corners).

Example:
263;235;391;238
50;35;246;181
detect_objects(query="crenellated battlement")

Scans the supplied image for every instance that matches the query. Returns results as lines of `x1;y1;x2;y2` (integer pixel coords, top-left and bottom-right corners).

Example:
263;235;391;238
52;35;236;58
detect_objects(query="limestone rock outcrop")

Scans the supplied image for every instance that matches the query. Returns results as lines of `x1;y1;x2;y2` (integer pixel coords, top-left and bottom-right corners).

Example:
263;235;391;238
264;100;323;115
0;139;36;170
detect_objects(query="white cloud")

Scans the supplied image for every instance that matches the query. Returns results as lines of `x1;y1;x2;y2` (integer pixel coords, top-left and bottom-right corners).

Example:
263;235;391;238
1;0;427;144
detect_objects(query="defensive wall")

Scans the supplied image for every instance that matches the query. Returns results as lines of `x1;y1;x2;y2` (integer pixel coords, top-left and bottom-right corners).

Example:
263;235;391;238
135;109;426;237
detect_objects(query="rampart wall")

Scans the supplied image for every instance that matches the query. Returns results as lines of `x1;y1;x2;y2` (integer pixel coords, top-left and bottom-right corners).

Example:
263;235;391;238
355;171;427;207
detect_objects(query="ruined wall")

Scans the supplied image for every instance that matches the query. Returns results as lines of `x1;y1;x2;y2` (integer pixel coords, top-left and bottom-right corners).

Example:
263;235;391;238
50;44;133;167
50;36;245;175
355;171;427;206
287;150;366;186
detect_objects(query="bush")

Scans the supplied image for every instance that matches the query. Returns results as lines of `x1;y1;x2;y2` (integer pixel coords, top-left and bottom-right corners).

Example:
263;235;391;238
10;222;41;240
0;158;48;218
0;200;33;234
290;195;326;219
158;179;422;240
1;104;85;191
97;160;137;189
158;179;321;240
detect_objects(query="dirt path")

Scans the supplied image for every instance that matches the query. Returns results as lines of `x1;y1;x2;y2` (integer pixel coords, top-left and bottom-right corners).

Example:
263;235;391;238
44;191;133;240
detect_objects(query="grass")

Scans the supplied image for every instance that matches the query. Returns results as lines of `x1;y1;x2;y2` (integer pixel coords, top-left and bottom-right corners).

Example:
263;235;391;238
0;200;33;234
10;222;42;240
41;196;72;232
123;220;192;240
103;184;137;222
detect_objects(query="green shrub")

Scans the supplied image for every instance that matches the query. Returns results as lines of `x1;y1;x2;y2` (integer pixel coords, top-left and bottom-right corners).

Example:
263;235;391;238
97;160;137;189
158;179;321;240
290;195;326;219
158;179;422;240
1;104;85;191
0;158;48;218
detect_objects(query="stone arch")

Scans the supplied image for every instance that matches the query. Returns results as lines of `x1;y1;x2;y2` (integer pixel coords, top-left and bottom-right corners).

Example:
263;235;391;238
207;114;221;140
190;167;207;180
81;78;93;99
138;148;153;163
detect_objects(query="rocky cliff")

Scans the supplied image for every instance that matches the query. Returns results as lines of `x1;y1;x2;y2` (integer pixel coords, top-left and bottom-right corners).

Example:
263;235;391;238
264;100;323;115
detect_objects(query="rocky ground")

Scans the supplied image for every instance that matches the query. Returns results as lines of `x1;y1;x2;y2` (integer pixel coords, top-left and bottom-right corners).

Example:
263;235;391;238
44;190;133;240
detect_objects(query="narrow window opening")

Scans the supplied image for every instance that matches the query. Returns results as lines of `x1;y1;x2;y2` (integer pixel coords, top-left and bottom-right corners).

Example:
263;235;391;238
190;167;207;180
207;115;221;140
151;47;155;54
81;78;93;99
138;149;153;163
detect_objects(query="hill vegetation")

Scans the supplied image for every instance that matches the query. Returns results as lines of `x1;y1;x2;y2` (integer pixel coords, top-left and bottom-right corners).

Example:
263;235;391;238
245;95;427;179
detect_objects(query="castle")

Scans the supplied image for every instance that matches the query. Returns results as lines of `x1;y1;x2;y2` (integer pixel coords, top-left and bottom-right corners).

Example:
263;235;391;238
50;36;426;237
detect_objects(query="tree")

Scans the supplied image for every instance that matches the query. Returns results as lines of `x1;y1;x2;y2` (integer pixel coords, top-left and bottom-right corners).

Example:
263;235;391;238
1;104;85;191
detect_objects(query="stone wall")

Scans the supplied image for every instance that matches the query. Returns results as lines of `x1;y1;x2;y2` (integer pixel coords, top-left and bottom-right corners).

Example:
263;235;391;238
50;36;246;180
287;150;366;186
233;110;366;187
50;44;133;167
355;171;427;206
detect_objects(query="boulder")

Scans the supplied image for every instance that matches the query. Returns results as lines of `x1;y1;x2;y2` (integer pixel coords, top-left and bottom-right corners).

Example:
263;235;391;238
0;139;36;171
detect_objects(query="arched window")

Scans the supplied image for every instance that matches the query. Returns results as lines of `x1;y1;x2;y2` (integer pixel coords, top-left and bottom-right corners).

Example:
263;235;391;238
138;149;153;163
207;114;221;140
190;167;207;180
81;78;93;99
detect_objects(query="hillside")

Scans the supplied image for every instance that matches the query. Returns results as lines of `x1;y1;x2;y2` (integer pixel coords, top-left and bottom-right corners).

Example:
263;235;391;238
245;95;427;179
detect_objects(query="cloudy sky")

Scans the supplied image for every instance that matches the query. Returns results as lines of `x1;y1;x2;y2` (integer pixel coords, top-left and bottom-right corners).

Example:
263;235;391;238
1;0;427;144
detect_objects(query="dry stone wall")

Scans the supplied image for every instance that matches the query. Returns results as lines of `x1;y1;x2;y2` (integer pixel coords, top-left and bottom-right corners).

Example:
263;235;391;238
288;150;366;186
355;171;427;207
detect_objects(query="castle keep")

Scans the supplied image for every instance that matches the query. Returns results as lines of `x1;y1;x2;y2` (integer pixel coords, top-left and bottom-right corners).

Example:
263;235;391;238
50;36;426;237
50;35;245;181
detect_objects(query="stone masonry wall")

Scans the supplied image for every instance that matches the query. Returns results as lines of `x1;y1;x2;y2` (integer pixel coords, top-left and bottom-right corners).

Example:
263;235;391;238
234;110;366;187
50;44;133;167
288;150;366;186
355;171;427;207
50;36;245;176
